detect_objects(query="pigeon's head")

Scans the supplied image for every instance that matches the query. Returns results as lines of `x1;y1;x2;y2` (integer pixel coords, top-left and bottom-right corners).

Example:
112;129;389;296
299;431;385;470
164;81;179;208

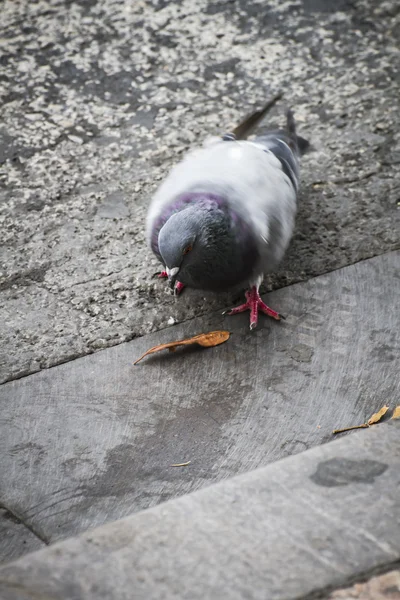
158;207;205;288
157;202;259;292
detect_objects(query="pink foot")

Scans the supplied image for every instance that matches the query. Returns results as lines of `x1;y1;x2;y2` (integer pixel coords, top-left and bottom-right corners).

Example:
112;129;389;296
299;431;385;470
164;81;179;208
174;281;185;295
224;286;284;330
155;271;185;295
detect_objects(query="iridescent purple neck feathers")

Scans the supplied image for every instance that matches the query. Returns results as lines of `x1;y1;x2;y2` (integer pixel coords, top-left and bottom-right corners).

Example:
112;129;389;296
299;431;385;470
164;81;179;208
152;192;260;292
150;192;227;260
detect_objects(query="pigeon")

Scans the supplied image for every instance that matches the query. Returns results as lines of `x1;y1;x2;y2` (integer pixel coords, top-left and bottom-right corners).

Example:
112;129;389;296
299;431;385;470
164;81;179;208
146;94;309;329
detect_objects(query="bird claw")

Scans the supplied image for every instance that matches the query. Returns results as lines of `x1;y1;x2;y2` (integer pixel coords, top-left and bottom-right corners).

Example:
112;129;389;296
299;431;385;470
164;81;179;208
152;271;168;279
165;277;185;295
173;281;185;295
224;287;284;329
154;270;185;294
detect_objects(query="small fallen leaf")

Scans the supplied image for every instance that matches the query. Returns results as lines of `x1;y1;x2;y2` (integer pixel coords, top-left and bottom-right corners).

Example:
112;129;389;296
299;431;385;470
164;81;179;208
133;330;230;364
391;406;400;420
333;424;369;434
333;405;390;435
171;461;191;467
367;405;389;425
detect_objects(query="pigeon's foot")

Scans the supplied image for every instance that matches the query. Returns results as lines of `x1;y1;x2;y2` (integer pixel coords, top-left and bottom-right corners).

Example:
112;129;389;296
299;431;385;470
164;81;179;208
173;281;185;295
156;271;185;295
224;286;284;330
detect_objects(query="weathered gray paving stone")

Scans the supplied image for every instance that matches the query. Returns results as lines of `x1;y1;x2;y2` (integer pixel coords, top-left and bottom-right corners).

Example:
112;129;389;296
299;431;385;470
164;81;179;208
0;422;399;600
0;0;399;382
0;510;45;565
0;251;399;549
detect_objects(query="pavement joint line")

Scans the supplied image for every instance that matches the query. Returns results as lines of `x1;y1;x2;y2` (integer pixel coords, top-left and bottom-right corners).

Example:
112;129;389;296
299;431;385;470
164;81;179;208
1;248;398;387
0;503;50;547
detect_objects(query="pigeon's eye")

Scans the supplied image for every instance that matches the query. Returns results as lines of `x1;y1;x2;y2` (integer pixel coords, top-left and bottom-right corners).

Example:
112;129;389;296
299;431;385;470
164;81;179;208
183;245;192;255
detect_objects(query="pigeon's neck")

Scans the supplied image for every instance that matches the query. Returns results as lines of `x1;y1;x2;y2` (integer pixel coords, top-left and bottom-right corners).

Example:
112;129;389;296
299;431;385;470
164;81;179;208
151;192;229;260
155;191;229;238
169;191;228;214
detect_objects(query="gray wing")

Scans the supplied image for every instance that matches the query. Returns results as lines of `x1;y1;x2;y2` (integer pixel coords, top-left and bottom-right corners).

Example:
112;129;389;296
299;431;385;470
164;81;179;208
255;133;300;193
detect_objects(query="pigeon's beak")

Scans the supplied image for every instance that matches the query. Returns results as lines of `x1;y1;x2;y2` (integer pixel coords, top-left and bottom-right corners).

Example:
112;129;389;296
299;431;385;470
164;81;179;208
166;266;180;289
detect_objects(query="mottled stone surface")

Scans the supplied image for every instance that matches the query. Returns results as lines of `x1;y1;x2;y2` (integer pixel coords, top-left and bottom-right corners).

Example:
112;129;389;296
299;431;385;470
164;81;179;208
0;509;45;565
329;570;400;599
0;0;399;383
0;252;399;555
0;421;399;600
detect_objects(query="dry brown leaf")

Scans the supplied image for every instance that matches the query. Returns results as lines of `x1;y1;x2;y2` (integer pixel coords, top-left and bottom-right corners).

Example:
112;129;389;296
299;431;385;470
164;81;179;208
134;330;230;365
333;424;369;434
391;406;400;420
333;404;390;435
367;405;389;425
171;461;191;467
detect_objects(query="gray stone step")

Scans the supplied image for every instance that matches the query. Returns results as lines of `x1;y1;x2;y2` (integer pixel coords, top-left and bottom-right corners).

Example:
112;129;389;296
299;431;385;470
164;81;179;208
0;251;399;562
0;509;45;564
0;421;399;600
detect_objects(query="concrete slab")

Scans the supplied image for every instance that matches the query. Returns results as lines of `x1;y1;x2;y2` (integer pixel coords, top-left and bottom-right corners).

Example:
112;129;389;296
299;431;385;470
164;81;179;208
1;0;399;383
0;510;45;565
0;251;399;550
0;421;399;600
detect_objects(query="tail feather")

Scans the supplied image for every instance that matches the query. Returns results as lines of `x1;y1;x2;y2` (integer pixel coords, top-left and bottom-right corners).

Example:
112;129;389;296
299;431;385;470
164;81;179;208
286;109;296;138
296;134;310;154
231;92;283;140
286;109;309;155
254;109;309;192
226;96;309;154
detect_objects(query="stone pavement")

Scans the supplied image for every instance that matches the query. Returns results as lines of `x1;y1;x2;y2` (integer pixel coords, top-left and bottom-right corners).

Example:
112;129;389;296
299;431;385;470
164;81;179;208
1;0;399;383
0;510;44;565
0;251;399;564
0;421;399;600
0;0;400;594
